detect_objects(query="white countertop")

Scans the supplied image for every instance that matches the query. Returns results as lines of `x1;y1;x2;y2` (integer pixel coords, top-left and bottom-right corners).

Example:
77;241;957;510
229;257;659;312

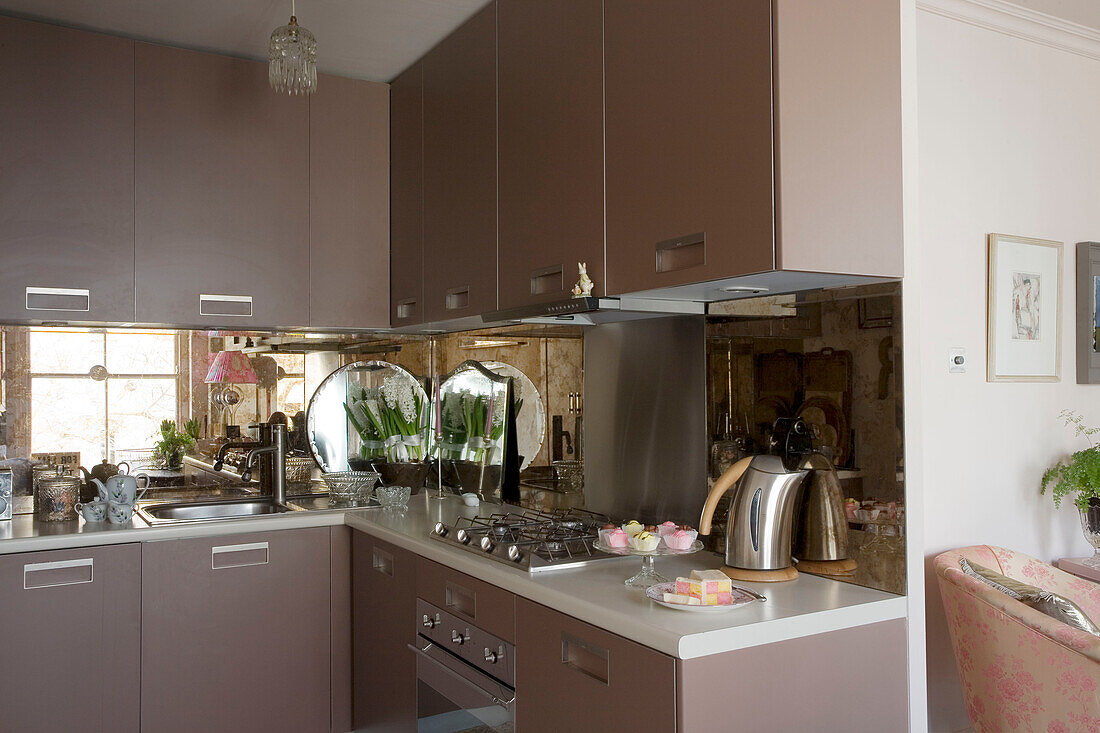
0;493;906;659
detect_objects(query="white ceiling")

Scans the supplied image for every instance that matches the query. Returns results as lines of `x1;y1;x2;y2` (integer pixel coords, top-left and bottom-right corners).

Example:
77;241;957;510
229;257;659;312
0;0;491;83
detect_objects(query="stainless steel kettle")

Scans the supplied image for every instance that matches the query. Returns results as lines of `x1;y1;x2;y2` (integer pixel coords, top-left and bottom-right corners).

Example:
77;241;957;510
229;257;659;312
699;454;809;572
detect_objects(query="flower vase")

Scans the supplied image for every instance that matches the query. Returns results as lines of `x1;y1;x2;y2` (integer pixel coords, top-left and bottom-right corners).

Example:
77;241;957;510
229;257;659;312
1079;498;1100;569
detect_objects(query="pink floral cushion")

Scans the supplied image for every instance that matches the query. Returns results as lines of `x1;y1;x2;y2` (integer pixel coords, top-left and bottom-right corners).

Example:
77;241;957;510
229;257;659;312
935;546;1100;732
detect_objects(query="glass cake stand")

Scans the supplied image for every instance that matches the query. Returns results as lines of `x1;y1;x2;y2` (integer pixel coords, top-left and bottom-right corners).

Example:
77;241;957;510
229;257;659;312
594;539;705;588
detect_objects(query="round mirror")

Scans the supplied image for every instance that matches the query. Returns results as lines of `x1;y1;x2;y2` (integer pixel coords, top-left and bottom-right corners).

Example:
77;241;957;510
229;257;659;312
481;361;545;470
306;361;430;474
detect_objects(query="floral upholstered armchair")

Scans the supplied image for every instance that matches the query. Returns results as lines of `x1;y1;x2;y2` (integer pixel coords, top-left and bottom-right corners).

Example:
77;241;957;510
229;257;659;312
935;545;1100;732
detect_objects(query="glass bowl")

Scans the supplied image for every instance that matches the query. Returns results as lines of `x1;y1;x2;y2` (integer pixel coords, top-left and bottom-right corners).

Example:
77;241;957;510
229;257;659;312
374;485;412;508
321;471;380;507
285;456;316;485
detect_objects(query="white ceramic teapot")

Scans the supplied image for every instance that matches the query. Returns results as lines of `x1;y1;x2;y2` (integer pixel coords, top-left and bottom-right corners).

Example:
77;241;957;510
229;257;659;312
92;473;150;505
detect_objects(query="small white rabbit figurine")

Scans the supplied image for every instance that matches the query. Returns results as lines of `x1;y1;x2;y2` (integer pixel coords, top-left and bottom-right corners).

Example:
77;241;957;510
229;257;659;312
571;262;594;298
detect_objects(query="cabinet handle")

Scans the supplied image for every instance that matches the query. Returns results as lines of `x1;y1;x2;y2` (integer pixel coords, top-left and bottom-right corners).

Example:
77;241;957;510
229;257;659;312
200;293;253;318
372;547;394;577
24;558;94;589
211;541;269;569
655;232;706;273
25;287;90;312
561;632;609;685
530;265;564;295
445;287;470;311
396;298;418;320
445;581;476;619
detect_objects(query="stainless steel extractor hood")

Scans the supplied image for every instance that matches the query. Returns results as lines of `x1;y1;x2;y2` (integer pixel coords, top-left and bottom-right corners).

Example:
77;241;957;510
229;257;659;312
482;296;704;326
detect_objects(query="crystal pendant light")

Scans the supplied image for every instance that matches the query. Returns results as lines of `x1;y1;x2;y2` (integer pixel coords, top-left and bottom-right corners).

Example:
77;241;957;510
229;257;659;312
269;0;317;95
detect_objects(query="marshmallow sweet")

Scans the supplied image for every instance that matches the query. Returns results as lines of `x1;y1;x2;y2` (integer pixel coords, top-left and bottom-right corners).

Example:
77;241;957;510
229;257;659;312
604;528;629;548
629;531;660;551
664;529;698;550
621;520;644;536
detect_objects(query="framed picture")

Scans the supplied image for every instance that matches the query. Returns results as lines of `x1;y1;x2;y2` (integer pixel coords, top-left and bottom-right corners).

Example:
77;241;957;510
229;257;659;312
987;234;1063;382
1075;242;1100;384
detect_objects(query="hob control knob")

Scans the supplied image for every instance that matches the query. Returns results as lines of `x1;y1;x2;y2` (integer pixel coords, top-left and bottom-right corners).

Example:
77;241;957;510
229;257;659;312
480;536;495;552
434;522;447;536
507;545;523;563
456;529;471;545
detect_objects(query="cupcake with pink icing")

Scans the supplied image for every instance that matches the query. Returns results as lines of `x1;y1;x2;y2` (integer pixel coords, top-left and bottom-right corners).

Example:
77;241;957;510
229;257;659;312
600;528;630;548
663;529;699;550
656;521;679;539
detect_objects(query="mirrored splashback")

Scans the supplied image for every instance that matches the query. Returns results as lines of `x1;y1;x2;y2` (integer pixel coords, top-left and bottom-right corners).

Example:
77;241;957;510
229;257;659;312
0;323;585;508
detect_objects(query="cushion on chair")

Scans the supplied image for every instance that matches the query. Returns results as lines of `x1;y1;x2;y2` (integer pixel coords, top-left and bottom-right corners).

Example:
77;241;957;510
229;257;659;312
959;557;1100;636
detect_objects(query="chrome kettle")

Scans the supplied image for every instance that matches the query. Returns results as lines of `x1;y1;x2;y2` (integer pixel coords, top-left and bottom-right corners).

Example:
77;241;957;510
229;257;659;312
700;455;808;573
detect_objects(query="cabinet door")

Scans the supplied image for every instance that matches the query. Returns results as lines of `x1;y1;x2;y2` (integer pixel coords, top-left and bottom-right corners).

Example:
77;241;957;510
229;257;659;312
603;0;775;295
352;532;417;732
422;3;498;322
141;528;330;733
515;598;675;732
0;544;141;732
310;74;390;329
390;62;425;327
0;17;136;323
135;43;310;329
497;0;605;307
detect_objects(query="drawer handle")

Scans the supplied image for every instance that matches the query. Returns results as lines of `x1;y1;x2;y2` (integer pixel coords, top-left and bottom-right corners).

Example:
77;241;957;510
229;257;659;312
372;547;394;577
655;232;706;273
530;265;564;295
445;287;470;311
445;581;476;619
200;294;253;318
211;541;269;569
24;558;93;589
396;298;418;320
25;287;90;312
561;632;609;685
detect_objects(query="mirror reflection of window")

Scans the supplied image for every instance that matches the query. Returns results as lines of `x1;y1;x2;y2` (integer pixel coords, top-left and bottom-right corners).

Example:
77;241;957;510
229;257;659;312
29;328;178;463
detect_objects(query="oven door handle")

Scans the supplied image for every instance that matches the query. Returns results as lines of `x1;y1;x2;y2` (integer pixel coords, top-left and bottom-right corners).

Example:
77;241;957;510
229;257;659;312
407;641;516;710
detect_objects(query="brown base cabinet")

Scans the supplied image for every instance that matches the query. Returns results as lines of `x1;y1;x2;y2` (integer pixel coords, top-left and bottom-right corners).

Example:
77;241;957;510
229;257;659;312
0;544;141;732
352;532;418;731
515;597;677;732
140;528;333;733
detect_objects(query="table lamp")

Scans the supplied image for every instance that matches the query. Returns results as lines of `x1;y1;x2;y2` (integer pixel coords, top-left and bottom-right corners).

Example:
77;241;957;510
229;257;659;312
205;350;259;437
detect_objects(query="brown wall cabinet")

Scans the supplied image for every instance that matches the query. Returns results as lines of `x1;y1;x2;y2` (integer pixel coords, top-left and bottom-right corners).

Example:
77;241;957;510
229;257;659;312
135;42;311;329
515;597;676;731
496;0;605;307
352;532;418;731
140;528;331;732
310;74;391;330
603;0;776;296
389;61;426;327
421;2;498;323
0;544;141;732
0;16;137;323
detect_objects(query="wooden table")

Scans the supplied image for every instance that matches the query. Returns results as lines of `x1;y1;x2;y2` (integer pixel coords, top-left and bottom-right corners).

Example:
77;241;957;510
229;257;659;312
1057;557;1100;583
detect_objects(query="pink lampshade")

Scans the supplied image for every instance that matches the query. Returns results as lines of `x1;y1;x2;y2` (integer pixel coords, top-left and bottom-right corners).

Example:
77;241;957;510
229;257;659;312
204;350;259;385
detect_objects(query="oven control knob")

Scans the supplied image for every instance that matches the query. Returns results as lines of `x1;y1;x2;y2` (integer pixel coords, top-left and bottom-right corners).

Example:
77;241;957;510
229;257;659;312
507;545;523;563
456;529;471;545
479;536;495;552
452;629;469;645
434;522;448;537
422;613;440;629
484;646;503;664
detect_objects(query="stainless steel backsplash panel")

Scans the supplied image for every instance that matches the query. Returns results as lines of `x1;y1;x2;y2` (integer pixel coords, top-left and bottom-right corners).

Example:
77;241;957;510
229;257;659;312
582;316;708;524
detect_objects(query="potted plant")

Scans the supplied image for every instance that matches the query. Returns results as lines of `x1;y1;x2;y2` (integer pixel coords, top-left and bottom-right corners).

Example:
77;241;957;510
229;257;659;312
1041;410;1100;566
153;419;197;470
345;375;430;492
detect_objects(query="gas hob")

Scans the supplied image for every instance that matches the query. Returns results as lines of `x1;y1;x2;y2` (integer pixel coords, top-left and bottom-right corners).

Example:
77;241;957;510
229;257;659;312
429;506;624;572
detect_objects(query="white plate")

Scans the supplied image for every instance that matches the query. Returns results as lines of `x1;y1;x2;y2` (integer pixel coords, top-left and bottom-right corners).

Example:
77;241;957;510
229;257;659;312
645;582;762;613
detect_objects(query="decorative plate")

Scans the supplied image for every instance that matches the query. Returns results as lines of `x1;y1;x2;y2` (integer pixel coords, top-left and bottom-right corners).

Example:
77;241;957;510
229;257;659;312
645;582;764;613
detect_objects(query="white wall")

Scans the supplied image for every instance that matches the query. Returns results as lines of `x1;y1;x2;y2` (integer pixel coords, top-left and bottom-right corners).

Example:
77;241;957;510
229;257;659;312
917;8;1100;730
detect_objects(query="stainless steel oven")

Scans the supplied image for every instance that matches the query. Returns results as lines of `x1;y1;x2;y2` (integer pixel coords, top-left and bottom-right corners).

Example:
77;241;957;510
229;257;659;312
410;599;515;732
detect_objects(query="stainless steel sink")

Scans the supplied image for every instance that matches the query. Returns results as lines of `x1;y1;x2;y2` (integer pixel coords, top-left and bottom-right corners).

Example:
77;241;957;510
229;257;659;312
136;497;299;525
